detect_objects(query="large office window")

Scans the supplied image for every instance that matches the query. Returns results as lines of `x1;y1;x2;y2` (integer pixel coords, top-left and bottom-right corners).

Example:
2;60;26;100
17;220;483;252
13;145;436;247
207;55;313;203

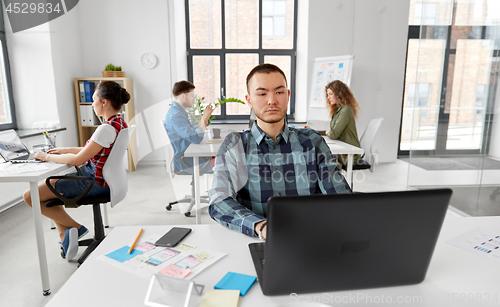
400;0;500;154
0;2;16;130
185;0;297;120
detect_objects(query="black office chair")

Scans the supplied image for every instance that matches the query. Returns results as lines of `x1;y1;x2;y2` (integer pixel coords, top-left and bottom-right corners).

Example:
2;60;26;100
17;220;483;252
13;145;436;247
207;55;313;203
44;126;134;266
161;121;212;217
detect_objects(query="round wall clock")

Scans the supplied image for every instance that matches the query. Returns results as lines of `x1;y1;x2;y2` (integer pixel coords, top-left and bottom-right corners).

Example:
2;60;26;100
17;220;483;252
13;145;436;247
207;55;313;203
141;53;157;69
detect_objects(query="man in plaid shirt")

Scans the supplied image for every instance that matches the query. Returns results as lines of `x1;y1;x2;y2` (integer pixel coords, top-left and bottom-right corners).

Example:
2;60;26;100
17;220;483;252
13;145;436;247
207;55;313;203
208;64;351;240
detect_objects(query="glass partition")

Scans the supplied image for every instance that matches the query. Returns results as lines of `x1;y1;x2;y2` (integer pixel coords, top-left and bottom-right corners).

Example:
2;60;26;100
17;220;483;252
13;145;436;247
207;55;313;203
404;0;500;216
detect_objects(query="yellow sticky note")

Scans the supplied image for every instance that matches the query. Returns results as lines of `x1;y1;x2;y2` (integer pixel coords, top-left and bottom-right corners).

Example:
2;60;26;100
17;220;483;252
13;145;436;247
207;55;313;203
200;290;239;307
176;243;196;251
193;251;213;262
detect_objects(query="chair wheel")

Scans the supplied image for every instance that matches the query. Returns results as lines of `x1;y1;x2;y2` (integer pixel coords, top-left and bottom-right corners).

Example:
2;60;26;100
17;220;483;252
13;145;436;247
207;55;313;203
166;205;172;211
184;212;191;217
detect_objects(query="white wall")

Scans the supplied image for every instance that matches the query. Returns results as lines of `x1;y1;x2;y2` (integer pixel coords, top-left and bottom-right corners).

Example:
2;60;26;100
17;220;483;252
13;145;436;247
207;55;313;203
75;0;172;161
306;0;410;163
48;5;83;148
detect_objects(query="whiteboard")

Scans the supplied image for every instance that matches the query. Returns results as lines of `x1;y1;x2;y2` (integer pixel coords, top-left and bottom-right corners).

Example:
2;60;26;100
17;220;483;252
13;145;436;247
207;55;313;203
307;55;354;122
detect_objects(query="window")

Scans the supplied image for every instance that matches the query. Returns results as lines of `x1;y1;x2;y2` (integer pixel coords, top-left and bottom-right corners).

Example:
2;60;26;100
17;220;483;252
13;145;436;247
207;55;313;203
262;0;286;38
414;2;437;25
400;0;500;154
407;83;431;120
186;0;297;120
0;2;16;130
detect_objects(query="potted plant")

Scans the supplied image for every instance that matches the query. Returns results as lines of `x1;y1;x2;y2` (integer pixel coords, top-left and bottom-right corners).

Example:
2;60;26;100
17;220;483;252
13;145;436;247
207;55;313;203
186;96;246;126
102;64;126;78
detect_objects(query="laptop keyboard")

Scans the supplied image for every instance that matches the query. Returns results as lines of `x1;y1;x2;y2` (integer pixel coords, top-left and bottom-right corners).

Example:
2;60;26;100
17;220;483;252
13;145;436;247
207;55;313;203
11;159;43;163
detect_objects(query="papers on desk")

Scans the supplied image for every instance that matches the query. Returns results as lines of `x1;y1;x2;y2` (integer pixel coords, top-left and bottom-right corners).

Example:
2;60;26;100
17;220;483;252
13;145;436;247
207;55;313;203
447;228;500;262
99;233;226;280
0;163;48;176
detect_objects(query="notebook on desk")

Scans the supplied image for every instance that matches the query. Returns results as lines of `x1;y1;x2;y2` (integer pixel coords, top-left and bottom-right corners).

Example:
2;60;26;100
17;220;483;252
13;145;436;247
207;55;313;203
0;129;44;163
249;189;452;295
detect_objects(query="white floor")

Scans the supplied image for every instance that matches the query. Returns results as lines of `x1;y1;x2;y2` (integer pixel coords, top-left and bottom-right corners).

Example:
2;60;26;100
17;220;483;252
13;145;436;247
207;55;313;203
0;159;491;307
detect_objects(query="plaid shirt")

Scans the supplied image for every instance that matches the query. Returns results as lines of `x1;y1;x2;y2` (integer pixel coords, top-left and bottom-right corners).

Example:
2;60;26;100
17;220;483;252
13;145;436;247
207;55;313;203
85;114;127;187
208;123;351;237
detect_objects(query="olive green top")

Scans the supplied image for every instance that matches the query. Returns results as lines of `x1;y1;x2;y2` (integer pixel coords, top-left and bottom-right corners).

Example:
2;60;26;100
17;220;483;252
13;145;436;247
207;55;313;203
327;105;361;165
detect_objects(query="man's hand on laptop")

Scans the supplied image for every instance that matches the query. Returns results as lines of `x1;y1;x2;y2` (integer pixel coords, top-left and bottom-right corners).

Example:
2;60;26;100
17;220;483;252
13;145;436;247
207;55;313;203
255;220;267;241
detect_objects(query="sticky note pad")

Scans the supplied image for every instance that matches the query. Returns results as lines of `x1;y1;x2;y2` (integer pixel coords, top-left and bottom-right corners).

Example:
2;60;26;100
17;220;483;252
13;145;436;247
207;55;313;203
177;243;196;251
214;272;257;296
105;246;142;262
200;289;240;307
159;263;191;279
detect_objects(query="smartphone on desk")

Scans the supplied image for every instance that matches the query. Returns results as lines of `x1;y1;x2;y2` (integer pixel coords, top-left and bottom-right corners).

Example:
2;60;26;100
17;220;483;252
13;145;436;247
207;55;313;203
155;227;192;247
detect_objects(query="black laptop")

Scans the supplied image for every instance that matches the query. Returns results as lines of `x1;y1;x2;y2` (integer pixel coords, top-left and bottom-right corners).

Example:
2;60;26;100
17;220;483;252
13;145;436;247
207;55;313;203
249;189;452;296
0;129;43;163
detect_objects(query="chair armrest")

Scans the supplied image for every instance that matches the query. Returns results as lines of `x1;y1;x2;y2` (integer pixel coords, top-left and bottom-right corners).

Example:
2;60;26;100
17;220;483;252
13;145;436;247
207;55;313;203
45;176;94;208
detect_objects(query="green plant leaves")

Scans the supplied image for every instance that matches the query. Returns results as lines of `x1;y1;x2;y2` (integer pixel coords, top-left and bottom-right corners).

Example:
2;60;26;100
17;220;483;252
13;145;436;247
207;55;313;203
187;95;246;126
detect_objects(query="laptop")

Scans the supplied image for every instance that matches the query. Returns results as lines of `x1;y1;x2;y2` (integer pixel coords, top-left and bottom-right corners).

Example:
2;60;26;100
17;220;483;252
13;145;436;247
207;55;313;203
249;189;452;295
0;129;44;163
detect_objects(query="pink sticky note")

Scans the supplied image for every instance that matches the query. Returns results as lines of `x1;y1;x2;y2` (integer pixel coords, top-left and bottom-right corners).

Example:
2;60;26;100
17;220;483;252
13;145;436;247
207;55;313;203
159;263;191;278
321;64;326;69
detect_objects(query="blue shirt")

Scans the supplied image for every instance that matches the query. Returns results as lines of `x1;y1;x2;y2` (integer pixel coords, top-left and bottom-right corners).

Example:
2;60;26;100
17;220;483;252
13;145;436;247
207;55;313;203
164;101;210;173
208;123;352;237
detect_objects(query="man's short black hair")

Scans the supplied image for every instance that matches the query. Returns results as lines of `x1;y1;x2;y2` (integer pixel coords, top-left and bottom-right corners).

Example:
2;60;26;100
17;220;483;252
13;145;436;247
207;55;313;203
246;63;287;92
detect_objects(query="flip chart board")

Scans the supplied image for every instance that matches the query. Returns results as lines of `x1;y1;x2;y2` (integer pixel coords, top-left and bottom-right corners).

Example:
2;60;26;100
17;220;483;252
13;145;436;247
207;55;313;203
307;55;354;122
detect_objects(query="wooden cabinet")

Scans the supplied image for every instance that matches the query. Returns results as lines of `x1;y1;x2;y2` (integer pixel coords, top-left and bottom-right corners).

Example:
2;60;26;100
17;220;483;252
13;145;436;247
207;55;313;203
73;77;137;171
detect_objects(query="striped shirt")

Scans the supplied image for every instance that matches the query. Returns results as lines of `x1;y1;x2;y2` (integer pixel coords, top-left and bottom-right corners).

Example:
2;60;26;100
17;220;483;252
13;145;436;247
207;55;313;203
208;123;351;237
85;114;127;187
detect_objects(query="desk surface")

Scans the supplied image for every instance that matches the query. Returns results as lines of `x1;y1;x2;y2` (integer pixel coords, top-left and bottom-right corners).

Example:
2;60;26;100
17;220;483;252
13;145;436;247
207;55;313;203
184;128;232;157
46;213;500;307
323;137;364;155
0;162;72;182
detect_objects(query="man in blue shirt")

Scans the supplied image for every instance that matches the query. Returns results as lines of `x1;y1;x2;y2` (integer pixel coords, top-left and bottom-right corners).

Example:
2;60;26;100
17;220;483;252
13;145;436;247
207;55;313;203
208;64;351;240
164;81;214;174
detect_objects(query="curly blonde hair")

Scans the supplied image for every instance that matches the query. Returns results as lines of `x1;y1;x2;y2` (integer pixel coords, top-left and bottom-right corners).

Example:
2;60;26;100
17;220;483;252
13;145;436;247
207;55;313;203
325;80;360;119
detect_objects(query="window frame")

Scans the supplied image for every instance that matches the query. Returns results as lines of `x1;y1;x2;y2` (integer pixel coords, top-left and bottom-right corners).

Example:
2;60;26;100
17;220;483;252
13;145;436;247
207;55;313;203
398;24;499;156
0;1;16;131
185;0;298;120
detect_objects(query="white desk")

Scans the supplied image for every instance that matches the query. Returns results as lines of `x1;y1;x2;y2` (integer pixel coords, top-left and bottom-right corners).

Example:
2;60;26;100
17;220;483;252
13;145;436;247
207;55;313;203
184;128;231;224
0;162;72;296
322;137;364;188
46;213;500;307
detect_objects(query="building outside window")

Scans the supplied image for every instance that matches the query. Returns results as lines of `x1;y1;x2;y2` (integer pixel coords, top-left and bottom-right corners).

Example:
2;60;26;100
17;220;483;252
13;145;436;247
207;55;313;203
400;0;500;153
185;0;297;120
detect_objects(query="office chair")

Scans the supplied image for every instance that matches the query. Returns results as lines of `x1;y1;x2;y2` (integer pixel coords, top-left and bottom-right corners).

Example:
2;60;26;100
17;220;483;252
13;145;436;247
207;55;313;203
44;126;135;266
161;121;212;217
342;118;383;189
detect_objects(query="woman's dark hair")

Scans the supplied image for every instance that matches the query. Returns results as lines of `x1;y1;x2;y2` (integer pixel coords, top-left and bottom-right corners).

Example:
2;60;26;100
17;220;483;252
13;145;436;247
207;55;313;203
95;81;130;110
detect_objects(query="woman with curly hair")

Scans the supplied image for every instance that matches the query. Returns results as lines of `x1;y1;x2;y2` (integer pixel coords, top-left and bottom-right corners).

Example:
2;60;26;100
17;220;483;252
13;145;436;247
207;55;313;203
325;80;362;168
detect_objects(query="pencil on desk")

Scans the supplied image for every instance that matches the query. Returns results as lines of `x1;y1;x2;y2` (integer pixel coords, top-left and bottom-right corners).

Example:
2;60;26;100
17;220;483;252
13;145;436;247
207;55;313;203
128;228;143;253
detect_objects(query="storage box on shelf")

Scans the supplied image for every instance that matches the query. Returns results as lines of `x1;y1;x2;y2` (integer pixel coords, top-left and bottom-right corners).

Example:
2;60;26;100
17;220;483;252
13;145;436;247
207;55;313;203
73;77;137;171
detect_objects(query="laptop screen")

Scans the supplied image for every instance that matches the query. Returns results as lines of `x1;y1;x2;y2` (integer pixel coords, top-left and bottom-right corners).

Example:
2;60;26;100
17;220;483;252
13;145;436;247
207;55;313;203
0;130;29;161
